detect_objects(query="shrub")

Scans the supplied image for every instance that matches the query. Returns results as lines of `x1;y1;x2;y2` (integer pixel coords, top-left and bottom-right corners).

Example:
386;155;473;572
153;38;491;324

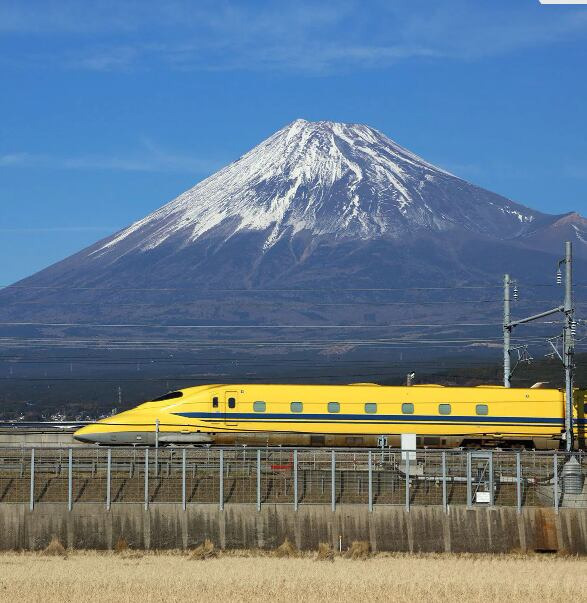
316;542;335;562
345;541;370;560
191;539;218;560
114;537;129;553
274;538;298;558
42;536;67;557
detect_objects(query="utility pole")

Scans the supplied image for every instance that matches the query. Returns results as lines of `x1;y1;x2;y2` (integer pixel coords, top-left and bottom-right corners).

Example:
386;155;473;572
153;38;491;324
503;274;511;388
502;241;575;449
562;241;575;452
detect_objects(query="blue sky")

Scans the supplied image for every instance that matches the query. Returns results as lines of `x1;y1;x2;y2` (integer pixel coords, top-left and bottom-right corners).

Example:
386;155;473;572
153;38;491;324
1;0;586;284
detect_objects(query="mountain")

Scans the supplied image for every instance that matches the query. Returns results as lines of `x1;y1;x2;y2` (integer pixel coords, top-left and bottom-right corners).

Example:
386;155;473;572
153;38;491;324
1;119;586;346
90;119;555;254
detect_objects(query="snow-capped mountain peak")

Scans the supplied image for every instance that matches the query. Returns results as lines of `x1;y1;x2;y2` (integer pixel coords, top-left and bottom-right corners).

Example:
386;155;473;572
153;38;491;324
95;119;550;258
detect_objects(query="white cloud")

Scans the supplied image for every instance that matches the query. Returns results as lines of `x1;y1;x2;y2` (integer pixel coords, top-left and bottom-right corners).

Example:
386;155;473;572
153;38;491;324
0;141;222;174
2;1;587;73
0;227;118;233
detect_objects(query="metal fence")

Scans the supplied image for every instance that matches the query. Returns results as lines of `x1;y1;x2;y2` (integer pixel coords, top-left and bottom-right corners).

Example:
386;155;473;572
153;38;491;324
0;447;585;512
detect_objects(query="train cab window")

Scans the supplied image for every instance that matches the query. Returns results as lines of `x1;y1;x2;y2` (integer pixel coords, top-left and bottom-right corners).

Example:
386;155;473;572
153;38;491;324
152;391;183;402
438;404;451;415
253;401;266;412
328;402;340;413
212;396;219;409
402;403;414;414
291;401;303;413
228;397;236;409
476;404;489;416
364;403;377;414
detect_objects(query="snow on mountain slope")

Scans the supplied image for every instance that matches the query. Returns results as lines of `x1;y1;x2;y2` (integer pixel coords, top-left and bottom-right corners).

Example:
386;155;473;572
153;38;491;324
1;118;586;342
91;119;547;260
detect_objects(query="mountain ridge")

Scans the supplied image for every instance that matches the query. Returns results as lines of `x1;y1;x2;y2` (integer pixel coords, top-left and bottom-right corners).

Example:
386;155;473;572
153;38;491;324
80;118;582;268
1;119;585;338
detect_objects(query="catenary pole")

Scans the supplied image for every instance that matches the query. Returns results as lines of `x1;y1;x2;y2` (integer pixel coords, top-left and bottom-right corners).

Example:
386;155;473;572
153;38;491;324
564;241;574;451
503;243;574;441
503;274;511;388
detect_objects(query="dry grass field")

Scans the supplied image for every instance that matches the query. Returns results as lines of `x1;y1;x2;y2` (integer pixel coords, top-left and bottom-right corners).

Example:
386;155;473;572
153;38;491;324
0;547;585;602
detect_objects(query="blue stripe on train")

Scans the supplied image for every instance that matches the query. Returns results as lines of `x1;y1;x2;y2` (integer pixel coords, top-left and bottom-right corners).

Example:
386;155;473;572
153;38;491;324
172;411;569;425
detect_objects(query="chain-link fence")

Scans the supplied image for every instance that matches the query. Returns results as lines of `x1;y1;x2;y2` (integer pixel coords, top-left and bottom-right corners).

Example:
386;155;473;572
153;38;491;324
1;447;585;511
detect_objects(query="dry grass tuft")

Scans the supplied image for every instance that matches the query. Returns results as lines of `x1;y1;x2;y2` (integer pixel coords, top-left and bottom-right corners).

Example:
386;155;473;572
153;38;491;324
120;551;144;560
190;539;218;560
274;538;298;558
114;537;129;553
316;542;335;562
42;536;67;557
345;541;370;560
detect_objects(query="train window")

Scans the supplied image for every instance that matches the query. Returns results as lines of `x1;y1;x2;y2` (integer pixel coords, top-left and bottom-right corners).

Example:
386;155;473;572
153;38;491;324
346;437;363;446
364;403;377;414
402;403;414;414
328;402;340;413
291;401;303;413
253;401;266;412
228;397;236;409
151;391;183;402
476;404;489;416
438;404;451;415
423;437;440;446
212;396;219;408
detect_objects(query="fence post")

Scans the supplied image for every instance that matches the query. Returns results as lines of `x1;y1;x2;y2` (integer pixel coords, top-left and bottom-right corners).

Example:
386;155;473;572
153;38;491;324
29;448;35;512
331;449;336;512
553;453;559;513
466;451;472;509
144;448;149;511
256;449;261;512
219;449;224;511
516;451;522;513
67;448;73;512
154;419;159;477
442;451;447;513
106;448;112;511
182;448;187;511
488;451;494;507
293;449;298;511
405;452;410;512
368;450;373;512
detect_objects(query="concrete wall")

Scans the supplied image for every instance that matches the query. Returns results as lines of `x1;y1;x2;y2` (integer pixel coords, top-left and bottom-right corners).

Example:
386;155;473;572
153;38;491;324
1;504;586;554
0;429;78;447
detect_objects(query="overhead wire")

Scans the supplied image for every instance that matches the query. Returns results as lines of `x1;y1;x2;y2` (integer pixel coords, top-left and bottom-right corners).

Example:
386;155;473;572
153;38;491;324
0;319;564;329
3;282;585;293
3;298;583;307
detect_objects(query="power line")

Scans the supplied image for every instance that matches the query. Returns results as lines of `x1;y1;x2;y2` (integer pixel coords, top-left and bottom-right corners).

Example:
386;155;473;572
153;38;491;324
2;282;584;293
0;320;561;329
0;333;552;343
0;284;506;292
4;298;581;307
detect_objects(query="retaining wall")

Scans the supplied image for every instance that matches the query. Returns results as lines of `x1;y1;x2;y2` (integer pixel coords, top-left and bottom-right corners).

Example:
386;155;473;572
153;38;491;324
1;504;586;554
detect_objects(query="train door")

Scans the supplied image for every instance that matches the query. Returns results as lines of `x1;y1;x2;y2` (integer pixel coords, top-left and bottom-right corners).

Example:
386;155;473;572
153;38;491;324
224;391;238;426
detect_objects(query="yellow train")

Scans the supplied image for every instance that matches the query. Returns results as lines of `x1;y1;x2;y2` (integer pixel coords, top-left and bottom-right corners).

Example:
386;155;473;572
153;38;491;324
73;383;587;449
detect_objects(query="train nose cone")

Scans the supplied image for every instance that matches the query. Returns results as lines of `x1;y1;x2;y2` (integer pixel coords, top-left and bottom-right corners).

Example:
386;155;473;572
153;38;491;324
73;431;97;444
73;425;104;444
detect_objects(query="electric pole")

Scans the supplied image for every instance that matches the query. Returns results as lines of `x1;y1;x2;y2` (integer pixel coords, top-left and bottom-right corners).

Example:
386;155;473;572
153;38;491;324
562;241;575;452
502;241;575;450
503;274;511;388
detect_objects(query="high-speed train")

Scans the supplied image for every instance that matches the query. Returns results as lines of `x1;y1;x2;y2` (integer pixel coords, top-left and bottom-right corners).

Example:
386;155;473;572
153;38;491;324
73;383;586;449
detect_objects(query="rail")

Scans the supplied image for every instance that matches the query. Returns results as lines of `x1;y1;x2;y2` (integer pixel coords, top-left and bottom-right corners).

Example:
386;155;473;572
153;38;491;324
0;447;585;511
